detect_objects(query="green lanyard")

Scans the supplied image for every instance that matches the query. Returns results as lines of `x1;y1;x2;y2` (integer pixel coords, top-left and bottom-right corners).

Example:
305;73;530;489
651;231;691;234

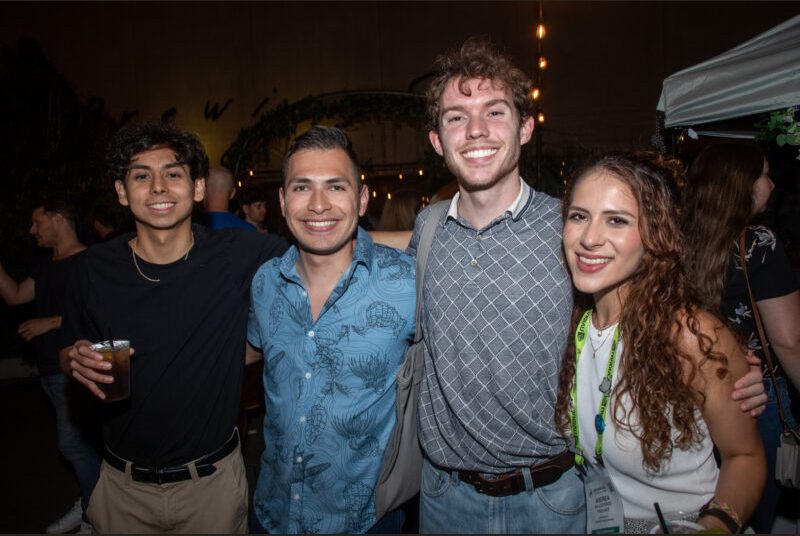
569;310;621;466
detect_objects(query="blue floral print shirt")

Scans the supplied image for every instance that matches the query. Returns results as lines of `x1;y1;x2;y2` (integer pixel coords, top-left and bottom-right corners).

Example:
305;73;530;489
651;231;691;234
247;227;415;533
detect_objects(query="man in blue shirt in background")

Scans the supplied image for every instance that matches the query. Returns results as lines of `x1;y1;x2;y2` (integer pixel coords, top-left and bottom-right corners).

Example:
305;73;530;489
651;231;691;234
204;166;257;231
247;126;415;533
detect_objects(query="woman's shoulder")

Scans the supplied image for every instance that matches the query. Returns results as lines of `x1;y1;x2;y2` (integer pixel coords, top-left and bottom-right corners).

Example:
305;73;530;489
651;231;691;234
673;307;746;382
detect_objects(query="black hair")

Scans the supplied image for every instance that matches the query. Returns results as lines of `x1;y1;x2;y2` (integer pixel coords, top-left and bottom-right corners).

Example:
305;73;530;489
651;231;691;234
34;198;79;227
238;185;268;206
105;121;209;183
281;126;360;185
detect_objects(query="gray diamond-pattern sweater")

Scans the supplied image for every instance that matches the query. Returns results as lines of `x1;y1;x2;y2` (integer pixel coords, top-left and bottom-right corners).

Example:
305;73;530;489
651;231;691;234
409;184;572;473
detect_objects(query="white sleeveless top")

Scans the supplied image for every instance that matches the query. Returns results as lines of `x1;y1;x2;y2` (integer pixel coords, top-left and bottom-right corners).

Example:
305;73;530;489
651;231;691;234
575;321;718;520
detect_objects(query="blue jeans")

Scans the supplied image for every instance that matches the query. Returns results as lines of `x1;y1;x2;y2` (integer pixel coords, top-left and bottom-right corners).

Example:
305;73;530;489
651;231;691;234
750;377;797;534
419;457;586;533
40;374;102;515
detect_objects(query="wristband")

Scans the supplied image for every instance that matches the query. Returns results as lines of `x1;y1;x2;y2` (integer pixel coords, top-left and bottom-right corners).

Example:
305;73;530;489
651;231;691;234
699;498;741;534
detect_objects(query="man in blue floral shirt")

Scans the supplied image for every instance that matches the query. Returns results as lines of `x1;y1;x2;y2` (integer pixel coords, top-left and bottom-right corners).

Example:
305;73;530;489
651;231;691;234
247;126;415;533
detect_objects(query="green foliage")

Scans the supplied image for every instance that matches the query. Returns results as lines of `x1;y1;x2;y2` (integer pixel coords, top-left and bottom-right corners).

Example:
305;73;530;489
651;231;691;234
755;107;800;160
221;91;428;177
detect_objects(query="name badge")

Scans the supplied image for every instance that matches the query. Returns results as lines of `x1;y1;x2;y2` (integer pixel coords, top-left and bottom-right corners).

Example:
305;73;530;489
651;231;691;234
583;462;625;534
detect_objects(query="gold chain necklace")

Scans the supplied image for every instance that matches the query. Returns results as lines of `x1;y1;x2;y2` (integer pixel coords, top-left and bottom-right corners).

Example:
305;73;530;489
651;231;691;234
131;233;194;283
589;312;618;358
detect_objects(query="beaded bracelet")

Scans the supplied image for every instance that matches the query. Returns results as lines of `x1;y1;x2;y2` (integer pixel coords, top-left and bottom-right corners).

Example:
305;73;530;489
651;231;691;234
699;498;741;534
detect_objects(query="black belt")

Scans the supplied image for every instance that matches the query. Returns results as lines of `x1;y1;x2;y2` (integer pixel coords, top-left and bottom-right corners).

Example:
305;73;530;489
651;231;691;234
448;450;574;497
104;431;239;485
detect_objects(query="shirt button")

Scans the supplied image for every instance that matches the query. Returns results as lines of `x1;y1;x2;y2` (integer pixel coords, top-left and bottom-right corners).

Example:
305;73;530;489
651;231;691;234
299;416;306;423
476;234;482;241
305;372;312;380
307;330;315;338
469;259;477;267
300;290;307;297
293;494;300;501
296;456;303;463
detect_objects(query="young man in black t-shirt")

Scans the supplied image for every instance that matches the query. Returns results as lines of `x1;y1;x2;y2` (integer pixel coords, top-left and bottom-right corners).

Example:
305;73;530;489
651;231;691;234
59;123;286;534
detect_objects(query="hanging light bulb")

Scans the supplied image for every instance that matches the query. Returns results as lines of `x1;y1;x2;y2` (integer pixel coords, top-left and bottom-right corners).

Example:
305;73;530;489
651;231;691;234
237;180;242;188
537;112;545;124
538;56;548;70
399;173;403;180
418;169;424;176
536;23;546;40
531;88;541;100
360;173;365;181
387;193;392;200
248;169;254;177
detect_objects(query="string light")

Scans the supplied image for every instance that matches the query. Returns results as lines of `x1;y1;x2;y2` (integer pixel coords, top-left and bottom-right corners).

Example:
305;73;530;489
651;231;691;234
531;88;540;100
537;112;545;124
387;193;392;200
536;24;546;40
248;169;254;177
372;191;377;198
538;56;548;70
361;173;365;181
398;173;403;180
418;169;424;176
237;180;242;188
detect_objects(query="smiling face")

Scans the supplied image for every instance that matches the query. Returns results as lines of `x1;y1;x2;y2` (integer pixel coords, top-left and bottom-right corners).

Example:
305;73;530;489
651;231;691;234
428;77;533;193
563;170;645;307
280;148;368;258
751;158;774;215
114;146;205;232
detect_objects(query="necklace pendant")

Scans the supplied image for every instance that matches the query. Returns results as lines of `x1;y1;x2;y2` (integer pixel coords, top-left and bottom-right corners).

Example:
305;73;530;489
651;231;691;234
594;414;605;434
599;378;611;394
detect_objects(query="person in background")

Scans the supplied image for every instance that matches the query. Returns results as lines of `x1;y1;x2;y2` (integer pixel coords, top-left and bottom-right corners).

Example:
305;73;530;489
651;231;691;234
557;152;765;533
238;185;269;233
204;165;256;231
378;189;421;232
88;204;121;242
0;199;99;534
681;141;800;533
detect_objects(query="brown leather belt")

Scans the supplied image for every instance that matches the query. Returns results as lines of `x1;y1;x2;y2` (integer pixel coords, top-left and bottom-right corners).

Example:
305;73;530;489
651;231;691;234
453;450;574;497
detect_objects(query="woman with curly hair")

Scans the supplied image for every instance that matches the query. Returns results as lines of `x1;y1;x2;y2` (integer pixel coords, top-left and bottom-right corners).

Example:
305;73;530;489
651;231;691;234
681;141;800;533
555;152;765;533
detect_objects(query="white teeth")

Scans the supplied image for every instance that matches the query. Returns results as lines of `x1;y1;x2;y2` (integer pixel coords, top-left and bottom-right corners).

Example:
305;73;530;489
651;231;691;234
150;202;174;210
578;255;610;265
307;221;335;228
463;148;498;159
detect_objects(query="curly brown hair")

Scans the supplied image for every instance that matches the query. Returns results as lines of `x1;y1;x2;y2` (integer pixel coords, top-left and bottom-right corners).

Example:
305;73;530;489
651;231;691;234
555;151;730;473
425;36;533;131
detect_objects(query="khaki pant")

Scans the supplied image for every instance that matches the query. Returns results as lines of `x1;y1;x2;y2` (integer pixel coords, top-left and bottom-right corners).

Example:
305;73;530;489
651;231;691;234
87;445;248;534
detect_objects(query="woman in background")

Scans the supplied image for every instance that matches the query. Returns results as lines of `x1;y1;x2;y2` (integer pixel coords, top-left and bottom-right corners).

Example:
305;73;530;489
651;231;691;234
379;189;422;232
681;141;800;533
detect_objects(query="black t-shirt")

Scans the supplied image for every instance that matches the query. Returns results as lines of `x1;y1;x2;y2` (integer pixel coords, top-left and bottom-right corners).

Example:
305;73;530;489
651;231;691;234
31;251;86;376
60;224;287;466
722;225;799;378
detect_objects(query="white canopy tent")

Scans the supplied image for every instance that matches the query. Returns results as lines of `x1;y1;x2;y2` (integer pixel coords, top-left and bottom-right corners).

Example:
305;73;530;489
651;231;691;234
657;14;800;129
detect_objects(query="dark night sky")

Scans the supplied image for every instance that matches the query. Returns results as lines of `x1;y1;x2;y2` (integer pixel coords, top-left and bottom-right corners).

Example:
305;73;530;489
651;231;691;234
2;1;798;165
